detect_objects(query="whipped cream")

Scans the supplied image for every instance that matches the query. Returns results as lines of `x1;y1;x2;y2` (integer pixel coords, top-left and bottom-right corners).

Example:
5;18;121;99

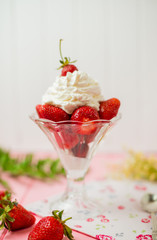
42;71;104;114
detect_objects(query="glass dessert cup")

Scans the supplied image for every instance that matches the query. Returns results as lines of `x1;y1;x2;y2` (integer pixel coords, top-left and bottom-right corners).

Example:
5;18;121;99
30;113;121;219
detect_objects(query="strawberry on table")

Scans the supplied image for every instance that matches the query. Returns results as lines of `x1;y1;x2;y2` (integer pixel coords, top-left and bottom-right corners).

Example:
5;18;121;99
0;191;11;208
0;199;35;231
71;106;100;135
0;191;5;200
58;39;78;76
28;210;74;240
36;104;70;122
99;98;120;120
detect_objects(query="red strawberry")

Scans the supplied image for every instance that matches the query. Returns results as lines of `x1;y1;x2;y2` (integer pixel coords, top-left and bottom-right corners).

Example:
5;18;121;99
54;125;79;149
58;39;78;76
85;130;99;144
71;106;100;135
99;98;120;120
36;104;70;122
0;191;5;199
0;200;35;231
0;191;11;208
61;64;78;76
72;142;89;158
28;210;74;240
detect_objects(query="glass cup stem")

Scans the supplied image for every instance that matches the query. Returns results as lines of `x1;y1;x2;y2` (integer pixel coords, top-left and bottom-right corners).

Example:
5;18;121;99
62;176;87;207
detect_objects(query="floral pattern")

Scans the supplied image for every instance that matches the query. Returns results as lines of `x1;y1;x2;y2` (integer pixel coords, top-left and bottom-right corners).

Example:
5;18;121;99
74;225;82;228
136;234;152;240
27;179;155;240
135;185;147;191
118;205;125;210
86;218;94;222
141;218;150;223
100;218;110;223
97;215;106;218
96;235;115;240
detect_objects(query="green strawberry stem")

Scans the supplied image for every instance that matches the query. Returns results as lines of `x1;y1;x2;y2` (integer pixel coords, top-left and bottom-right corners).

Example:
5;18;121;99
59;39;64;62
0;191;11;202
0;199;16;230
58;39;77;70
52;210;74;240
62;217;72;223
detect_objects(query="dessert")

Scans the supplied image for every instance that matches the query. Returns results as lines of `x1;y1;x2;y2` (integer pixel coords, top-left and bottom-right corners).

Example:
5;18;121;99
35;39;121;154
36;39;120;124
31;40;121;219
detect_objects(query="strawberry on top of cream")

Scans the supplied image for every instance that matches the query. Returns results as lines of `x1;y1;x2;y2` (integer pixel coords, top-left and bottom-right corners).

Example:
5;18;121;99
42;70;104;114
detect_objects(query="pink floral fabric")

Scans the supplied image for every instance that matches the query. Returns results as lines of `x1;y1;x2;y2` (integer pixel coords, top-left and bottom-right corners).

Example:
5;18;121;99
136;234;152;240
96;235;115;240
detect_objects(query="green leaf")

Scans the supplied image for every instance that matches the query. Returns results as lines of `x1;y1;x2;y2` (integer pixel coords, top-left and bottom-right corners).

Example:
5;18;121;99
64;225;74;240
5;205;12;213
0;147;65;191
6;213;15;223
0;148;64;180
4;220;10;231
58;210;64;220
0;222;5;230
0;208;4;216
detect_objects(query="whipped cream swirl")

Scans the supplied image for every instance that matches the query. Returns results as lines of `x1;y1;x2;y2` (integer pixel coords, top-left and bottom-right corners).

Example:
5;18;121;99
42;71;104;114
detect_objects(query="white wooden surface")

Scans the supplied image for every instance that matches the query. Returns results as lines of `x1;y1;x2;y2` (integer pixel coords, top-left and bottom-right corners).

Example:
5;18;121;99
0;0;157;153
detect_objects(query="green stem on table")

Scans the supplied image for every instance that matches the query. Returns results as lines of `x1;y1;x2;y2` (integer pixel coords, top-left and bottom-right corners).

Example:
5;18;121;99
0;148;65;190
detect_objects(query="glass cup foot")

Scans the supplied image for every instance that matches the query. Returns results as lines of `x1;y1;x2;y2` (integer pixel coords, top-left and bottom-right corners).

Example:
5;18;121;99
48;192;105;220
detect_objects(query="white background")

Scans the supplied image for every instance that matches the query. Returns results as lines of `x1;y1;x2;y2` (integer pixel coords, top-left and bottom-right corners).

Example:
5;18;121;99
0;0;157;153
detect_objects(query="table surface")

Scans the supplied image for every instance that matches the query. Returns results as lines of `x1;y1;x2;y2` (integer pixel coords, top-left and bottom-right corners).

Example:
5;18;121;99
0;153;155;240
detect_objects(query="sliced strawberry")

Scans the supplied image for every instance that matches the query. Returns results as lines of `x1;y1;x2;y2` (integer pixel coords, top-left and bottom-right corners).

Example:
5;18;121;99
99;98;120;120
36;104;70;122
72;142;89;158
71;106;100;135
61;64;78;76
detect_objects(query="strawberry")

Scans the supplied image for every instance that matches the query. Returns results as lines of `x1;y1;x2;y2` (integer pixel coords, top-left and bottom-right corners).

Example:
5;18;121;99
0;191;5;200
36;104;70;122
99;98;120;120
58;39;78;76
71;106;100;135
0;191;11;208
61;64;78;76
72;142;89;158
28;210;74;240
54;125;79;149
0;199;35;231
85;130;99;144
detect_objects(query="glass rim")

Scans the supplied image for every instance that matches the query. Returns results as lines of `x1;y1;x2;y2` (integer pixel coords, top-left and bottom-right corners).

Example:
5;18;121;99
30;112;121;126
